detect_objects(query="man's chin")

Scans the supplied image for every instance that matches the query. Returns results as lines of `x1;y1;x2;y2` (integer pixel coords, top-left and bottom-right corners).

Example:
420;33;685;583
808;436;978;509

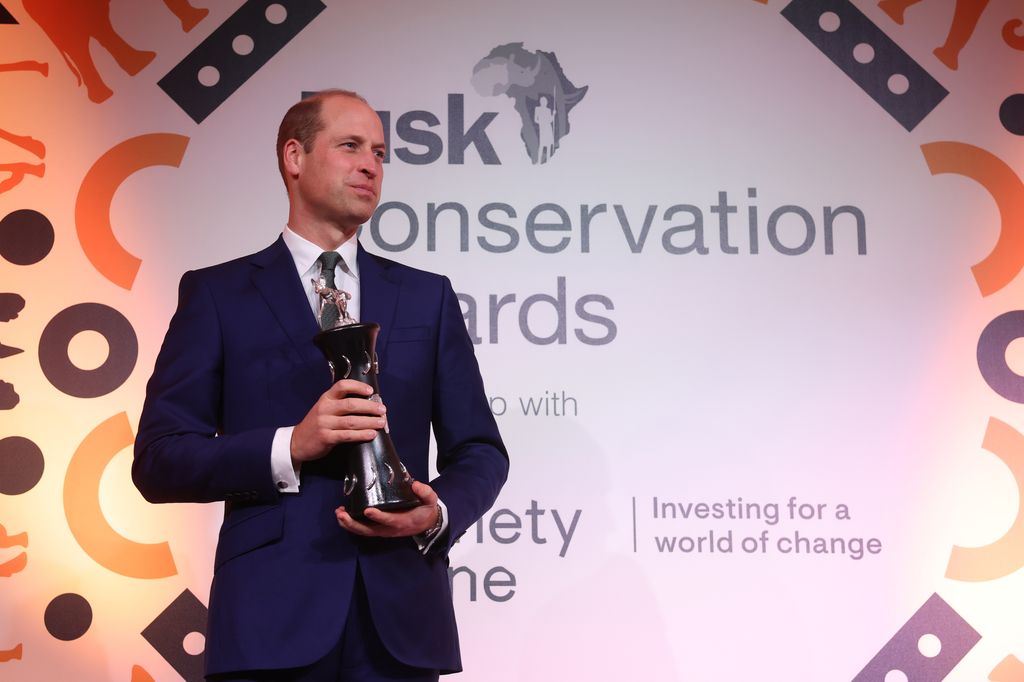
352;202;379;225
329;206;377;231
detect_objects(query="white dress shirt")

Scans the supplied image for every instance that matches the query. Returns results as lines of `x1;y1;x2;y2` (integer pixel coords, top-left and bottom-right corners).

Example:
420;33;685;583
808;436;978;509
270;226;360;492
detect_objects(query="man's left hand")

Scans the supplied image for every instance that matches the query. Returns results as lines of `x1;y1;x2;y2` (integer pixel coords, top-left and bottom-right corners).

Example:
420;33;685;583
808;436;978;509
335;480;440;537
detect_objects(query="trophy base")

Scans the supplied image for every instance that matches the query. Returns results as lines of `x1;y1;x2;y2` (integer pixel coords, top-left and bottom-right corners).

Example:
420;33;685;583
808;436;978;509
349;498;422;521
373;498;422;513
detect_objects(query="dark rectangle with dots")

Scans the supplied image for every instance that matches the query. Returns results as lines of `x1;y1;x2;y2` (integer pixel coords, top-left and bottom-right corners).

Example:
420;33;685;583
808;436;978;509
141;589;208;682
159;0;326;124
0;2;16;24
781;0;947;131
852;593;980;681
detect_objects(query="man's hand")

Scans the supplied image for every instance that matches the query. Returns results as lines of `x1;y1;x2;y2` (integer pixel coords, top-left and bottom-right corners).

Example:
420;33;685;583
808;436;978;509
335;481;440;538
290;380;386;464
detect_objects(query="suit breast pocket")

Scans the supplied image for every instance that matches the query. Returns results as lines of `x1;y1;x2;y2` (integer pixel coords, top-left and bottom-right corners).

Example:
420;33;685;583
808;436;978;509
380;326;433;387
214;504;284;571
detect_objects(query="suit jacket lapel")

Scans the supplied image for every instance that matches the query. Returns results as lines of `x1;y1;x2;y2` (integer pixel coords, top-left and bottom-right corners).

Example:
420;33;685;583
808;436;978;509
249;236;320;360
357;243;400;358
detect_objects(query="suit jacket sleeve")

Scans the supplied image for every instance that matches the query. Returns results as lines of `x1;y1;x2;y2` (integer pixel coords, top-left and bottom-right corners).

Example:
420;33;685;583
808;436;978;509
133;269;281;504
427;276;509;549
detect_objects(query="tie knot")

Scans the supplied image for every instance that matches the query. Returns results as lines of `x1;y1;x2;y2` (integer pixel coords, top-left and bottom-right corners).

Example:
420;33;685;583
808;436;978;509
317;251;342;288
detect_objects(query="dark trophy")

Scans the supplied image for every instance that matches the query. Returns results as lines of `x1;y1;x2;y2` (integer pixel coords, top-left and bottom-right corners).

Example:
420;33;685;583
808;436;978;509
312;280;419;519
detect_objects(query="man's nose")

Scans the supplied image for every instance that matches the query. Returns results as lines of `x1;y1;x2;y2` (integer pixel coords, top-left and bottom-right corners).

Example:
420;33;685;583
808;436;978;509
358;151;379;177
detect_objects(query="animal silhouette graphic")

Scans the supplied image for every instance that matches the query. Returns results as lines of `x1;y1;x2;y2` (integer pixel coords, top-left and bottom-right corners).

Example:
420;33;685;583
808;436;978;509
0;59;47;194
21;0;207;103
879;0;1024;69
0;127;44;195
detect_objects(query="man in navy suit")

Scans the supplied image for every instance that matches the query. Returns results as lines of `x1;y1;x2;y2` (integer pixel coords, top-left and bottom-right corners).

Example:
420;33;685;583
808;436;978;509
133;90;508;681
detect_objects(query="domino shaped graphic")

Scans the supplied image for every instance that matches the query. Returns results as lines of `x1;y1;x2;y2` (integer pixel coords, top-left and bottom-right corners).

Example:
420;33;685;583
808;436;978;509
781;0;947;131
160;0;326;124
853;593;980;681
141;590;208;682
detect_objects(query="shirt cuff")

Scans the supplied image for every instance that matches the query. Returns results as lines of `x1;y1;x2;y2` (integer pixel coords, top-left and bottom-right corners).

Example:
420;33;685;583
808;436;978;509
271;426;301;493
415;497;449;555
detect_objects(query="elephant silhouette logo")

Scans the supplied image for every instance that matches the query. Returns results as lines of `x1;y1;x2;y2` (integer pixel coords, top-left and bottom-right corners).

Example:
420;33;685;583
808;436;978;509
471;43;588;165
20;0;208;103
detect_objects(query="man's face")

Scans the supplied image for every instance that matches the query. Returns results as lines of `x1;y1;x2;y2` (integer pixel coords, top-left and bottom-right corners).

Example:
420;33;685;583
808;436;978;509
291;95;386;232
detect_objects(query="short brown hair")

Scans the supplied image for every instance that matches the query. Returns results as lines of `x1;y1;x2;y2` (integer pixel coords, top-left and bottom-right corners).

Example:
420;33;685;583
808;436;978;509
276;89;368;185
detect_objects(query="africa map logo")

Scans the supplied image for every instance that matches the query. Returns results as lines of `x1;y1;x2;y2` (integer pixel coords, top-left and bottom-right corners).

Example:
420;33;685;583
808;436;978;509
472;43;588;165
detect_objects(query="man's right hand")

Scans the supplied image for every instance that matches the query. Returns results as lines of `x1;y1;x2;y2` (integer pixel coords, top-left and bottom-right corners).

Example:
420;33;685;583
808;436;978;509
290;379;385;464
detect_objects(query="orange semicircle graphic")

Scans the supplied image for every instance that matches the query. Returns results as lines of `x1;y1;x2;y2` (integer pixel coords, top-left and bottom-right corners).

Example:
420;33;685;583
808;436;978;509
64;412;177;579
945;417;1024;582
75;134;190;290
920;141;1024;298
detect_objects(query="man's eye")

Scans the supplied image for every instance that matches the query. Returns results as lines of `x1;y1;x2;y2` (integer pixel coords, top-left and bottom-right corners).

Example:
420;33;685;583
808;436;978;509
374;150;386;159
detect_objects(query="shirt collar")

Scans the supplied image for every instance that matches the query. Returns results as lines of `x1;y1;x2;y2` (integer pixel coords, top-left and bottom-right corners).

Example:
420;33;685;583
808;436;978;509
281;226;360;281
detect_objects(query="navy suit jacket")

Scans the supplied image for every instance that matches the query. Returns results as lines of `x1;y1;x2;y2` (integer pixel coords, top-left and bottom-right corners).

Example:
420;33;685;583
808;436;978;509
133;237;508;676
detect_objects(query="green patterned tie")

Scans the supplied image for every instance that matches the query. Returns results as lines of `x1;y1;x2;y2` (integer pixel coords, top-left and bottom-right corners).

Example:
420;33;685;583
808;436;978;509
317;251;342;330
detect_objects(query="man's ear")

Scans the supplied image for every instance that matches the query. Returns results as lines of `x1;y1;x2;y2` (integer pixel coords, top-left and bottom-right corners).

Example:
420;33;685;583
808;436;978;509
282;139;304;177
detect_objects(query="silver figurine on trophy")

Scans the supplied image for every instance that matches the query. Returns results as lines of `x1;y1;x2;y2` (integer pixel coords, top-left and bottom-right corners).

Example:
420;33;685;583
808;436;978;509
312;278;419;519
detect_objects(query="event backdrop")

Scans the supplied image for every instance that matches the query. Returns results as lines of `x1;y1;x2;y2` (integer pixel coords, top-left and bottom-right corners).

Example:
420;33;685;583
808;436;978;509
1;0;1023;679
